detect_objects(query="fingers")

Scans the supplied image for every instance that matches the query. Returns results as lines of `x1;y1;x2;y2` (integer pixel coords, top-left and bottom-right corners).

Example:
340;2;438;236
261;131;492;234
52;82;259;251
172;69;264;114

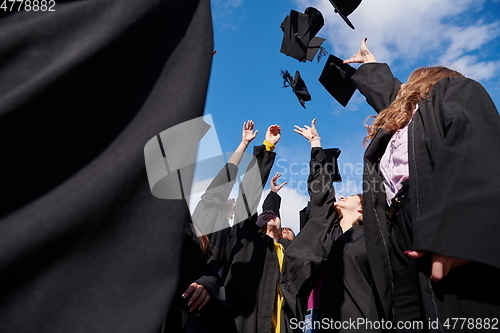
188;284;209;312
406;251;470;282
405;250;446;281
430;258;445;282
405;250;428;258
198;293;211;311
311;118;317;127
276;182;288;191
243;120;254;130
293;125;306;136
182;283;197;299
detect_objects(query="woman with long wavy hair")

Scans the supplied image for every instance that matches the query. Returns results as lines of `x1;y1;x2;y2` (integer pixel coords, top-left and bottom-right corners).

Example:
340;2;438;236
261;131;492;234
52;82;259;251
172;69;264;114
344;39;500;332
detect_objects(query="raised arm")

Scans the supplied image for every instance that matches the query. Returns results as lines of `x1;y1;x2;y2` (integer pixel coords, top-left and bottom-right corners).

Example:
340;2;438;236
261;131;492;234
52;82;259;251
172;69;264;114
262;172;287;219
223;124;280;273
344;38;402;113
227;120;258;166
232;125;280;225
294;119;338;220
192;120;259;260
281;120;342;316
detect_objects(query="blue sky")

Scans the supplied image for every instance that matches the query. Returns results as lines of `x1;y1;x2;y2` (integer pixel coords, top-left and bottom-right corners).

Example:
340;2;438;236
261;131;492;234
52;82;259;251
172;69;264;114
192;0;500;234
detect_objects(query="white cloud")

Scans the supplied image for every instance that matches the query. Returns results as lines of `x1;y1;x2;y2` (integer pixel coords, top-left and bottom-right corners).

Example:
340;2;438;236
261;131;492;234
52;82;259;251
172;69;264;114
444;55;500;81
216;0;243;9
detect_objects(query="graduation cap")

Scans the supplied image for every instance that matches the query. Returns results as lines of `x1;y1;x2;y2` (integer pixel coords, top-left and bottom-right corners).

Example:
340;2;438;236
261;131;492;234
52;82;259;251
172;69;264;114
281;70;311;108
318;55;356;107
328;0;362;29
280;7;326;62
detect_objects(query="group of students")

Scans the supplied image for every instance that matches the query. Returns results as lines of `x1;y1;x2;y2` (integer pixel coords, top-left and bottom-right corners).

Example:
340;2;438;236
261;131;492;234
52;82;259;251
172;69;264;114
173;39;500;333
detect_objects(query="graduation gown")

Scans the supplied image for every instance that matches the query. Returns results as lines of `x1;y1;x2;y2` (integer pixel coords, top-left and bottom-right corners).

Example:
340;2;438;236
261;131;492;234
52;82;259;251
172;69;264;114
163;217;232;333
351;63;500;330
281;147;377;333
223;145;287;333
0;0;213;332
192;162;238;264
262;190;291;248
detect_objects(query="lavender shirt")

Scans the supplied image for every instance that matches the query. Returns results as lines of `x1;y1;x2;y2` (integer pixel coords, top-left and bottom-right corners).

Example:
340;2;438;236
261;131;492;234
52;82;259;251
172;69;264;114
380;105;418;205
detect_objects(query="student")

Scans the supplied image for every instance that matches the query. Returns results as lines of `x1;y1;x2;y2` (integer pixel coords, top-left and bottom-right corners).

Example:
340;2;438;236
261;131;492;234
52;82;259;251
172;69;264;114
223;124;289;333
281;119;376;333
344;38;500;331
192;120;261;264
281;227;296;242
163;216;231;333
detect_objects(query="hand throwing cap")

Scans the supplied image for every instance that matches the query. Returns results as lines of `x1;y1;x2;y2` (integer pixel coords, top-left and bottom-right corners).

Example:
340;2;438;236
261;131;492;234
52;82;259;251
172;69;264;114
318;55;356;107
281;70;311;108
280;7;326;62
328;0;362;29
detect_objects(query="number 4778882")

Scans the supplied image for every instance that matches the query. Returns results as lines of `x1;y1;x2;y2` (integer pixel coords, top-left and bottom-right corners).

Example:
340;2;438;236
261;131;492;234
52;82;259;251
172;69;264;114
1;0;56;11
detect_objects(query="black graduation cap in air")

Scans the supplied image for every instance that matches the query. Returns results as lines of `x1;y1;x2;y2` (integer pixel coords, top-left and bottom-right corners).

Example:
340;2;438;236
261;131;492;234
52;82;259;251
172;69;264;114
281;70;311;108
318;55;356;107
280;7;326;62
328;0;362;29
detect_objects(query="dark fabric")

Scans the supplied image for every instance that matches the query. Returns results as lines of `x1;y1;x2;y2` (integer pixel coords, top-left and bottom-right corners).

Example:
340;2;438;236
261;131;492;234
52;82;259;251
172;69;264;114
299;202;311;230
262;190;292;248
223;145;278;333
282;147;378;333
262;191;283;219
388;186;426;331
163;219;233;333
192;163;239;263
352;63;500;331
0;1;213;332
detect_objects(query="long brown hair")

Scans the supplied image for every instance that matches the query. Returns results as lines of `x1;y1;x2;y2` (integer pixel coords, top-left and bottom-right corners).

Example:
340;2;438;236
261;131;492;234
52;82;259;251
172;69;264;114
365;67;464;142
199;234;213;257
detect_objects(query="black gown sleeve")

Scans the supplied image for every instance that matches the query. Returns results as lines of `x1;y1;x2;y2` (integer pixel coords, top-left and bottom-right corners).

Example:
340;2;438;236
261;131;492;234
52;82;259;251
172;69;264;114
281;147;339;321
413;77;500;269
224;145;276;263
262;191;282;218
350;63;402;113
191;163;238;263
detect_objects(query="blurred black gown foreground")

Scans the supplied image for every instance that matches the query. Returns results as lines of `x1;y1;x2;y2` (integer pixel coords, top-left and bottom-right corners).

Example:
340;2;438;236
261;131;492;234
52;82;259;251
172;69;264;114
0;0;213;332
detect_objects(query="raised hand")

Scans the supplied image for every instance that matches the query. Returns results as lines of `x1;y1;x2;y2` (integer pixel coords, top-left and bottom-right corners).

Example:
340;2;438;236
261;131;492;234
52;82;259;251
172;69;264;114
265;125;281;145
271;172;288;193
293;118;320;142
270;172;288;193
343;38;377;64
242;120;258;145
